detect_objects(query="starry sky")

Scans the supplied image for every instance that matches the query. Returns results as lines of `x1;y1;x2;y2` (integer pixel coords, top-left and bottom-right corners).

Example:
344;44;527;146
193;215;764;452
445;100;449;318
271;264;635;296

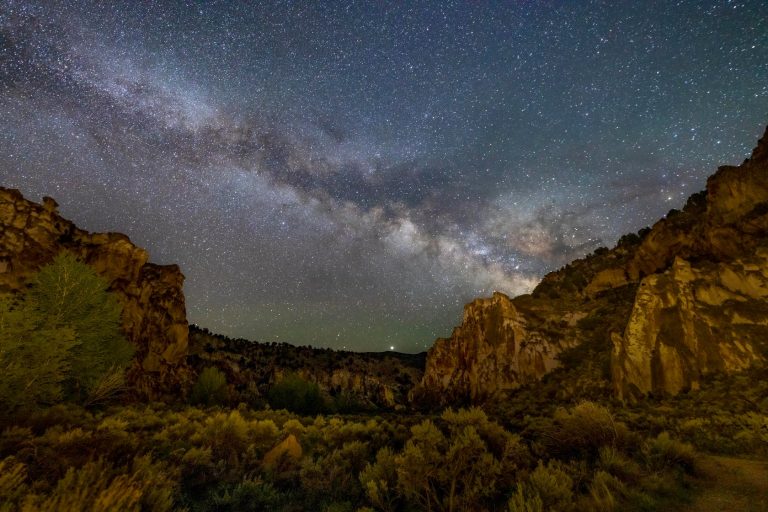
1;1;766;352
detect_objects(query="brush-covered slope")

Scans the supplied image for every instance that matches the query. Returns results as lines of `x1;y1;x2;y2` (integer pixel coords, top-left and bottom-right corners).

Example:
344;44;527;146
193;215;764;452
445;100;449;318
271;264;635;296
0;189;191;399
418;126;768;403
189;325;426;410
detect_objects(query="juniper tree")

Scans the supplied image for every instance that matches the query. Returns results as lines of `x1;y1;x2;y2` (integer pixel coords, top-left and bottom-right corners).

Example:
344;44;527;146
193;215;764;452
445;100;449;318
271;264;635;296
0;252;134;410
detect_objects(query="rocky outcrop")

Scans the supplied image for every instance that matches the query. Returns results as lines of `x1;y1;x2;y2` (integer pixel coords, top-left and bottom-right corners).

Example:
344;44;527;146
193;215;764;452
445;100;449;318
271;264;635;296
188;326;425;410
418;293;567;403
612;255;768;399
0;187;191;399
420;125;768;403
612;127;768;399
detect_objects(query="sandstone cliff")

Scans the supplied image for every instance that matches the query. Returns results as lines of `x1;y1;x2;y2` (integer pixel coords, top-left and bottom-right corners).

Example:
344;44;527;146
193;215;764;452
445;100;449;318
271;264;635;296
419;292;572;403
0;188;191;399
612;126;768;398
189;326;425;410
419;126;768;403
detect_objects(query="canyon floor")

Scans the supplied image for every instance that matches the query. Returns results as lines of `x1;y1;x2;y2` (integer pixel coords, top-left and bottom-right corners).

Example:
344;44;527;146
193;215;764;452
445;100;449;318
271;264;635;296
680;456;768;512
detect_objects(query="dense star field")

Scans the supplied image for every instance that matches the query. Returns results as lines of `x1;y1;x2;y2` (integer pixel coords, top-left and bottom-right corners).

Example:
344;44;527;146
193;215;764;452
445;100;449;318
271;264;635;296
0;1;766;351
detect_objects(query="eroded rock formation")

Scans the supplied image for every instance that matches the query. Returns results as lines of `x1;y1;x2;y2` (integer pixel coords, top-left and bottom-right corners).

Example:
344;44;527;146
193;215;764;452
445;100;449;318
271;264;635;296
419;293;566;402
419;126;768;403
0;187;191;399
612;254;768;398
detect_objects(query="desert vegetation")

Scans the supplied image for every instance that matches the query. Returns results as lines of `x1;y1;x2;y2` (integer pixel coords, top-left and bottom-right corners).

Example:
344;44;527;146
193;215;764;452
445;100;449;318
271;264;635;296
1;255;766;511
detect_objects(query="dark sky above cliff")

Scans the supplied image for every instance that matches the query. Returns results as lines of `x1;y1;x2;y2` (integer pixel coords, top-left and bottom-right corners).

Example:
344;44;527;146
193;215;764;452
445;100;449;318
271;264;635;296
1;1;766;352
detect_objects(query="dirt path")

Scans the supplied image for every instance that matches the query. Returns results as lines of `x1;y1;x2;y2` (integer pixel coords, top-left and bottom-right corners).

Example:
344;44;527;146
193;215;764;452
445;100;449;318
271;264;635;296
680;455;768;512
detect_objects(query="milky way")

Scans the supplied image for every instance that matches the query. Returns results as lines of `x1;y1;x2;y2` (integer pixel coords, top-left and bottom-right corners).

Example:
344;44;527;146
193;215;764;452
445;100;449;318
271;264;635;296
1;1;766;351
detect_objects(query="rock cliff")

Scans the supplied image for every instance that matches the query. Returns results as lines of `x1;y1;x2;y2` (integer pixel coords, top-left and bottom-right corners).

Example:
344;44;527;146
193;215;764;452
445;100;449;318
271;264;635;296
419;126;768;403
612;254;768;398
418;293;569;403
0;187;191;399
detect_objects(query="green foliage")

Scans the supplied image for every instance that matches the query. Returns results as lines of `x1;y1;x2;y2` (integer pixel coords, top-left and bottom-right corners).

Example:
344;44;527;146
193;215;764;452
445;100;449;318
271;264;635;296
360;447;400;512
190;367;229;406
523;460;574;512
0;457;28;510
30;252;133;396
268;373;326;415
0;253;133;410
205;479;284;511
0;296;77;410
507;485;544;512
362;407;527;512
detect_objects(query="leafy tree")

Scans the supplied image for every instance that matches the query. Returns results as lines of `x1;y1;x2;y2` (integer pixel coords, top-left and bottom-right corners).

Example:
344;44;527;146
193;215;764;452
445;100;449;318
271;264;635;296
28;252;133;397
0;296;77;410
0;252;134;410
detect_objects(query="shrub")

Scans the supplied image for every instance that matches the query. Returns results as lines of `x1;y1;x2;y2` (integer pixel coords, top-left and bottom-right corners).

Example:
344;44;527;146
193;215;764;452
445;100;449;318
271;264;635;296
206;479;284;511
360;447;400;512
0;457;28;506
199;411;249;466
525;461;573;511
548;402;625;460
370;408;525;512
268;374;325;415
597;446;641;483
29;252;134;400
507;485;544;512
643;432;697;474
190;367;229;406
586;470;625;512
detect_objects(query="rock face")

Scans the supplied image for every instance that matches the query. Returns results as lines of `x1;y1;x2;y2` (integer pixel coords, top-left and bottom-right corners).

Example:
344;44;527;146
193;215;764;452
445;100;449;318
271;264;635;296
419;126;768;403
612;127;768;399
0;187;191;399
612;255;768;398
419;293;564;403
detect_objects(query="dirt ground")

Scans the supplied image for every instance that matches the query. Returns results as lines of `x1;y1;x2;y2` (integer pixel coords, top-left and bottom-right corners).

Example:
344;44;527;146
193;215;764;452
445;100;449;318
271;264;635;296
679;455;768;512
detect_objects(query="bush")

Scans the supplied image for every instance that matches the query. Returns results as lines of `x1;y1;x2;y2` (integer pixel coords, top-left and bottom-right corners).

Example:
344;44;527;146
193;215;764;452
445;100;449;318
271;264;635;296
508;486;544;512
643;432;697;474
190;367;229;406
18;456;177;512
525;461;573;511
28;253;134;399
268;374;325;415
362;408;526;512
548;402;625;460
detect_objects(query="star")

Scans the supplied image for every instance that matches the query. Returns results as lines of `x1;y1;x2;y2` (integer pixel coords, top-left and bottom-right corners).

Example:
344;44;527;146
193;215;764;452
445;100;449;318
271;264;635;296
1;0;765;352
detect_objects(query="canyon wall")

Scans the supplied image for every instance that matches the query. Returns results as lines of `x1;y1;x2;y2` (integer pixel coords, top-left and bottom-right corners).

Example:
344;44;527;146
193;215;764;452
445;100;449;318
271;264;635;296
419;126;768;402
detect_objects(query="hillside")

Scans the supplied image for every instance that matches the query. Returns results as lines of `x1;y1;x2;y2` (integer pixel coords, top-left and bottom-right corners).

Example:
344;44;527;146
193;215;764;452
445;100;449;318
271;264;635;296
188;325;425;410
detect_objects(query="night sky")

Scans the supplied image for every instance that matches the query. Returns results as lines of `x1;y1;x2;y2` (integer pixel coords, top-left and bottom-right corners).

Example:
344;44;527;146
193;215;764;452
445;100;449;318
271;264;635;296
1;1;766;352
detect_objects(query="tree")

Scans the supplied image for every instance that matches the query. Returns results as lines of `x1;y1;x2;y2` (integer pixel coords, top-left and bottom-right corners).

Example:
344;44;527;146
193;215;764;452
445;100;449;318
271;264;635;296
0;296;77;410
0;252;134;410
